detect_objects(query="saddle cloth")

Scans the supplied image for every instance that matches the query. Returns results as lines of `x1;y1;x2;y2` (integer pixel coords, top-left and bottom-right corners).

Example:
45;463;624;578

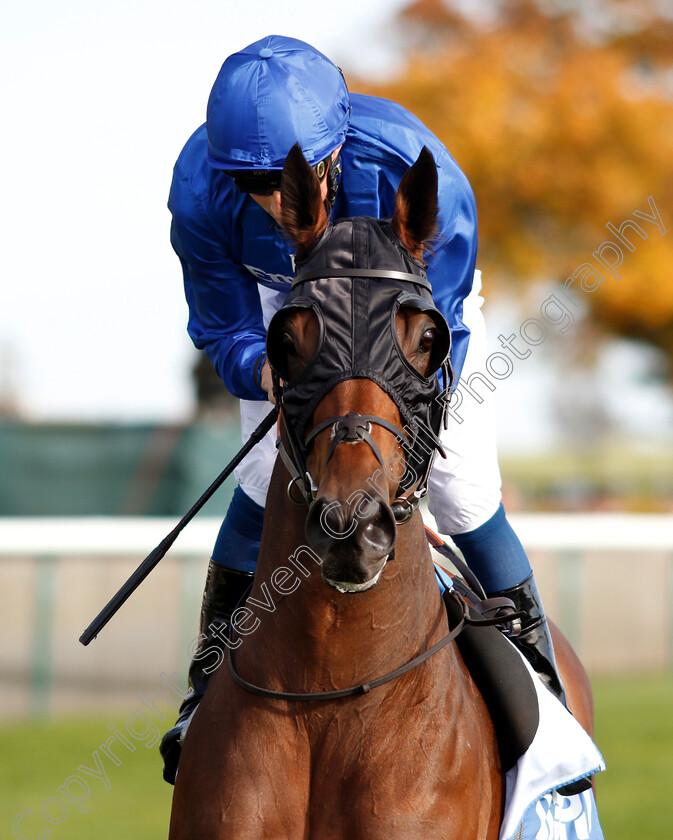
435;566;605;840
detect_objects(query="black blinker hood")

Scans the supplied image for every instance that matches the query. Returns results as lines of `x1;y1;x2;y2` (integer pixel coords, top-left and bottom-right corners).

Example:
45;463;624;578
267;217;452;493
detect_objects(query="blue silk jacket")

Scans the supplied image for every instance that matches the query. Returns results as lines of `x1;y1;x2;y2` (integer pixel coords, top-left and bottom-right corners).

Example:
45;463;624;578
169;93;478;400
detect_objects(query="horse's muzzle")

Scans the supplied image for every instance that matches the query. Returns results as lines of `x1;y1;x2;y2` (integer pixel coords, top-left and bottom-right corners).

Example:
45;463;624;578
305;494;397;593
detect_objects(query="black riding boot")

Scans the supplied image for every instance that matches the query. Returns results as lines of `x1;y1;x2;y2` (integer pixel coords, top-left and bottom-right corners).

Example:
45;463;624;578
491;573;594;795
159;561;254;785
491;572;567;706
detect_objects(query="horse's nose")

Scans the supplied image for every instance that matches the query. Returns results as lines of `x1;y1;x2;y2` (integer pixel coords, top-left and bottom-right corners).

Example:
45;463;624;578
305;495;397;563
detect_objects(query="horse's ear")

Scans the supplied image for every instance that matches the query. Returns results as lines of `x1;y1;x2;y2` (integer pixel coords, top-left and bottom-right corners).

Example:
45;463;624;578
392;147;439;260
281;143;330;258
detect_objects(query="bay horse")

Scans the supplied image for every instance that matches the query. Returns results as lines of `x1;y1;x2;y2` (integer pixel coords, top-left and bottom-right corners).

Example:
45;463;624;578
169;146;594;839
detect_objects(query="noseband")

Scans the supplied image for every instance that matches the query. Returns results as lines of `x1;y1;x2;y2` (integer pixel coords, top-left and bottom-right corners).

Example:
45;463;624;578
306;410;398;469
280;408;421;523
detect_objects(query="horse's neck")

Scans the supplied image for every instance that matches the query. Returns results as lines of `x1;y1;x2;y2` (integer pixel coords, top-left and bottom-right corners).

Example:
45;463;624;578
239;465;447;691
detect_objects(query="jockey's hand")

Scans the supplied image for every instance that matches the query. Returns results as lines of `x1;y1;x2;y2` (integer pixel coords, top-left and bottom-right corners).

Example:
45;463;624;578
260;360;281;404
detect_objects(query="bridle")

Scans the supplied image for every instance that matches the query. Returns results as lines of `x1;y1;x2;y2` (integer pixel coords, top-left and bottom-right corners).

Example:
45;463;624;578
277;407;427;525
268;251;454;525
228;218;525;703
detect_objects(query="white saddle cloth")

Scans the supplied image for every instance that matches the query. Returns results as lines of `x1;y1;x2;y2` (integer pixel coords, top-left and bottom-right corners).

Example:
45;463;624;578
500;645;605;840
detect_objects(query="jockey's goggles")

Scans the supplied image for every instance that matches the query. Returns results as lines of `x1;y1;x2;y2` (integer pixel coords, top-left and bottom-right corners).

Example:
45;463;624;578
226;154;332;195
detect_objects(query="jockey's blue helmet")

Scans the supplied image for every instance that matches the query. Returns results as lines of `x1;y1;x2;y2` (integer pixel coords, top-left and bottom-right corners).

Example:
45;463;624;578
206;35;351;172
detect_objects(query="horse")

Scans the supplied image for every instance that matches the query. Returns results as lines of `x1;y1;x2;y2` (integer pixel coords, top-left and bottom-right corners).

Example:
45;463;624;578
169;146;595;840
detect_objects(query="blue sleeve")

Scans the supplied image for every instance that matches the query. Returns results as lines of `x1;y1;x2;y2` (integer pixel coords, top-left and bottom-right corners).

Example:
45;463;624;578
426;154;478;379
168;165;267;401
341;95;478;380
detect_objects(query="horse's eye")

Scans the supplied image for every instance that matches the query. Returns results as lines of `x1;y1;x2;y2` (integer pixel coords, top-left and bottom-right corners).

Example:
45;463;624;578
282;332;298;357
419;327;436;353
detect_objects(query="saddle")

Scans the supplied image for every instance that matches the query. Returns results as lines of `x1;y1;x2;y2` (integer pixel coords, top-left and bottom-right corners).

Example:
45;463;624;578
429;532;540;773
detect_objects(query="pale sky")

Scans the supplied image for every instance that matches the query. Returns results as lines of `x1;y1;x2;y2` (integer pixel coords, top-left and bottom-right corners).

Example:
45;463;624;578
2;0;671;450
0;0;408;422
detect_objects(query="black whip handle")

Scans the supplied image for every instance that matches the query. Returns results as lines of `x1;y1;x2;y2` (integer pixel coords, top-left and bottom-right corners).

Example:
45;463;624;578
79;405;279;646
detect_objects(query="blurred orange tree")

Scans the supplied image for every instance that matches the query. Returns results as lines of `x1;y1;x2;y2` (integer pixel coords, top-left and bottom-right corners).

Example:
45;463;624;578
358;0;673;361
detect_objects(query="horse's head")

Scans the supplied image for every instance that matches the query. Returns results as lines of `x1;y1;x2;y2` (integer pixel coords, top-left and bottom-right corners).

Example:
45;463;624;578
267;144;451;593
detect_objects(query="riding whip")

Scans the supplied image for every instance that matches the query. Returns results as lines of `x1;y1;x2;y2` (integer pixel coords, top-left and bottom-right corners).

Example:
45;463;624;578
79;405;280;646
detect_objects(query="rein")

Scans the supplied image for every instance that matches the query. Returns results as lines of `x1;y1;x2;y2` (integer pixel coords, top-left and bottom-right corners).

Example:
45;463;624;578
228;587;524;702
236;241;485;704
231;588;458;701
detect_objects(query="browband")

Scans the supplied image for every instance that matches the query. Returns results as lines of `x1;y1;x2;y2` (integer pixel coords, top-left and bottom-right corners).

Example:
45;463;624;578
293;267;432;292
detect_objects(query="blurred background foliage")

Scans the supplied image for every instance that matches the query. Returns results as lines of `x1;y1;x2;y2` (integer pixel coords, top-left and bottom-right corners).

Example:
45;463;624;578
359;0;673;362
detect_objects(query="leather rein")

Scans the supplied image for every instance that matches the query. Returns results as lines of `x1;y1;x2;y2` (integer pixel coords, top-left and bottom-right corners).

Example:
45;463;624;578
228;262;519;703
227;402;523;701
228;586;519;702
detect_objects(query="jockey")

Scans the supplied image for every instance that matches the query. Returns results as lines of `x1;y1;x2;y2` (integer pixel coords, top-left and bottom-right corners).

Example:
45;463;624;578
160;34;565;784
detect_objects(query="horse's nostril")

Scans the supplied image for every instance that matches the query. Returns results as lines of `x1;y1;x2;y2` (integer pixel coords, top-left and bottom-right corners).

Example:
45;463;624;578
305;498;345;551
363;522;377;540
305;495;397;561
357;501;397;555
324;504;343;532
320;500;357;540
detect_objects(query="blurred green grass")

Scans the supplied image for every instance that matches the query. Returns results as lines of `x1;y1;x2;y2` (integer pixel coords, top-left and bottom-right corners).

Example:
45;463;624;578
2;673;672;839
592;673;673;839
1;714;172;839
